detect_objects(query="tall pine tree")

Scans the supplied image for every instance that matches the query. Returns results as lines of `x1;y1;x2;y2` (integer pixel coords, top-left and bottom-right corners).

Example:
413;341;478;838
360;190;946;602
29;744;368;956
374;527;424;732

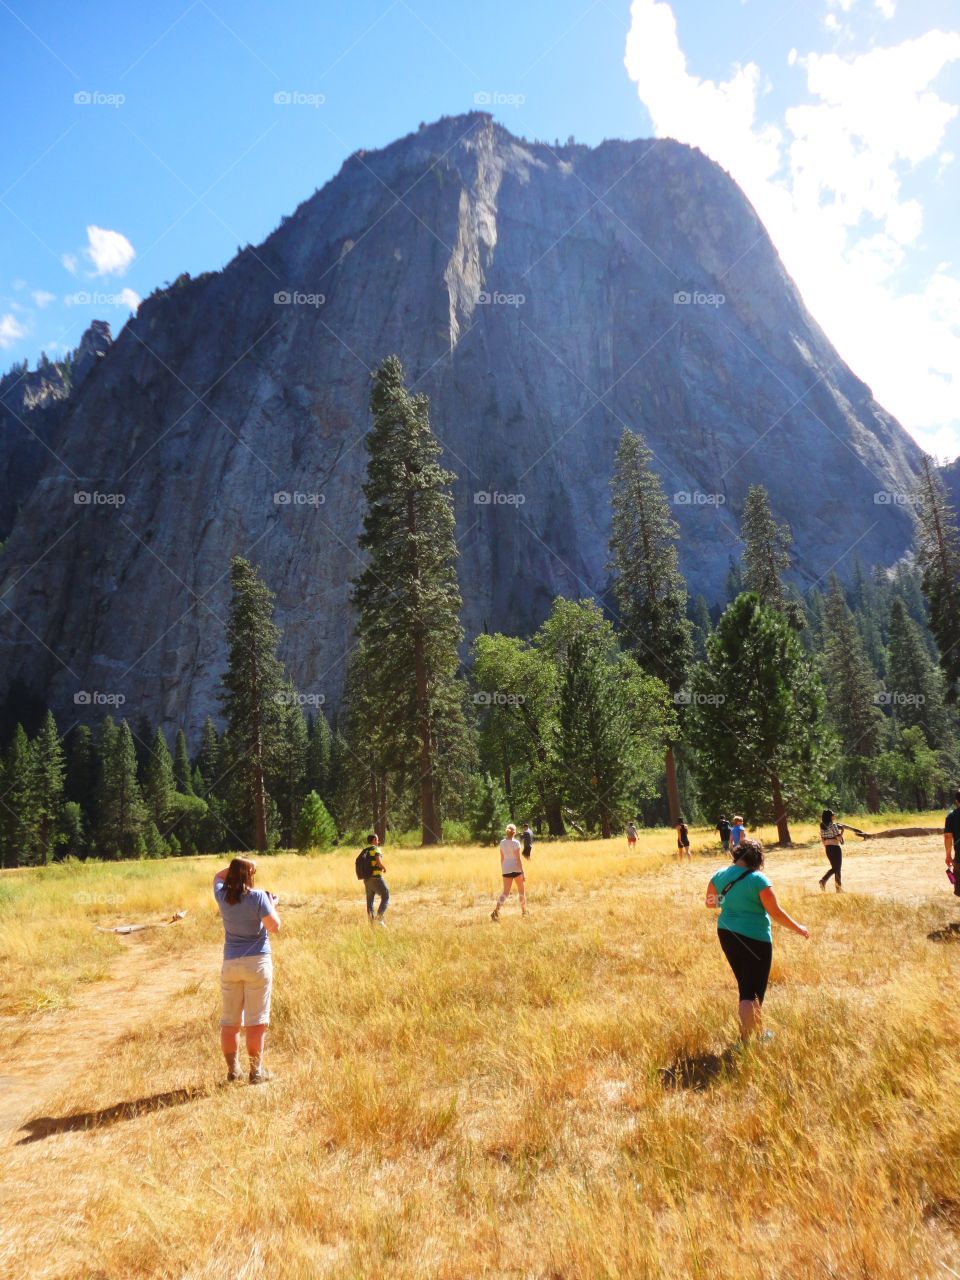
914;454;960;701
351;355;469;845
32;710;65;864
96;718;147;858
219;556;285;852
821;579;884;811
741;485;792;613
608;427;691;824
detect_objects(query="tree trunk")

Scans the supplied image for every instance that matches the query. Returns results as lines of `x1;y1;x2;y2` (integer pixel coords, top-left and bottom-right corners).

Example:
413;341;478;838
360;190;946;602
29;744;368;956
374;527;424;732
503;762;514;822
771;772;791;845
377;774;387;845
600;804;612;839
413;626;440;845
545;798;566;837
866;773;880;814
664;744;681;825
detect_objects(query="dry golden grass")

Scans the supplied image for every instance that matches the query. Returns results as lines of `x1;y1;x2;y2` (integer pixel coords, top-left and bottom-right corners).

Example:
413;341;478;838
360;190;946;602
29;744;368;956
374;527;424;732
2;818;960;1279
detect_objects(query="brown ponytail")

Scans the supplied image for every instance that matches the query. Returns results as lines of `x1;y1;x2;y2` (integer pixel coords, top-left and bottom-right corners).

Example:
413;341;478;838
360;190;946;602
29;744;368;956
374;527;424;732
222;857;256;905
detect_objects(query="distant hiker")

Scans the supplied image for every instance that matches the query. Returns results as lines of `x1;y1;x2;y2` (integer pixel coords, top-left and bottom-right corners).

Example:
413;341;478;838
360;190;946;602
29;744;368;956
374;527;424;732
626;821;638;849
676;817;691;862
716;815;731;854
213;858;280;1085
944;790;960;897
818;809;844;892
491;822;526;920
521;822;534;859
730;815;746;855
706;838;809;1044
356;833;389;926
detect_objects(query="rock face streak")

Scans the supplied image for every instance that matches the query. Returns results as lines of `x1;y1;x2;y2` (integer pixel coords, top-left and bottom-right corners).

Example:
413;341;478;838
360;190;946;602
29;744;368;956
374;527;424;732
0;114;922;738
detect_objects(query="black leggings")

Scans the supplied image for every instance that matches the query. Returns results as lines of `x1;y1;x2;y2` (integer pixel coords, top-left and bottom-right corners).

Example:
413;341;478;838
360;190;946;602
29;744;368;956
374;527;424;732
718;929;773;1003
821;844;842;885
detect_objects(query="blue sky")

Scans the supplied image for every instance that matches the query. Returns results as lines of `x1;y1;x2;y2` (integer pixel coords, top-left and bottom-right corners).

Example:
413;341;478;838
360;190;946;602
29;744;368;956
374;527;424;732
1;0;958;450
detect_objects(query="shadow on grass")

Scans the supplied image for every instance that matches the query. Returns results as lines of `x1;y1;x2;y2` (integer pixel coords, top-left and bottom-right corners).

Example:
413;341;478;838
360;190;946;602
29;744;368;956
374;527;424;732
659;1048;740;1091
928;921;960;943
17;1086;204;1144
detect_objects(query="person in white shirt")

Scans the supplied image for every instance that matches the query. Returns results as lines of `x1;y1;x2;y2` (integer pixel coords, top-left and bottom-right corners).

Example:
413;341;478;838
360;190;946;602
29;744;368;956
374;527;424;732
491;823;527;921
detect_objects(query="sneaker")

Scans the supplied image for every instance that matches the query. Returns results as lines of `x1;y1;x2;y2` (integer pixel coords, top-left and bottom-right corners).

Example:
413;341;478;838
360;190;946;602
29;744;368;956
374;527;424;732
835;884;843;893
490;909;500;922
249;1066;274;1085
226;1066;244;1083
818;880;826;892
376;916;387;928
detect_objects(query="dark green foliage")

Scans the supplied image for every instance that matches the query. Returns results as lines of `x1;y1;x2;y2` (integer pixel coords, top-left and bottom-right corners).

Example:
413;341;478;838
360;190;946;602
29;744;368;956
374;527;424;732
1;724;36;867
914;455;960;701
96;718;147;858
32;710;65;864
687;593;833;842
351;355;472;844
141;727;175;830
294;790;337;852
173;729;194;795
466;772;508;845
741;485;792;613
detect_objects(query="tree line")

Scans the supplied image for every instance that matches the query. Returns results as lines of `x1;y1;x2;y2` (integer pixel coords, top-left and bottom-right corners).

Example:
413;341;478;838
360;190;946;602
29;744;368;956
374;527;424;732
2;357;959;863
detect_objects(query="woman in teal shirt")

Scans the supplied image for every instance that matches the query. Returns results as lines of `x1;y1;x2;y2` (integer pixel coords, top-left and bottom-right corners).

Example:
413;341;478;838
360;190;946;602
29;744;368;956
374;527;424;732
706;839;809;1043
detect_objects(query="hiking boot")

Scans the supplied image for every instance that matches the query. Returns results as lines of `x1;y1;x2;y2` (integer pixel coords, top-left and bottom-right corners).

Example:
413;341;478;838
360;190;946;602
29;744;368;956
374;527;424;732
226;1066;244;1083
249;1066;274;1085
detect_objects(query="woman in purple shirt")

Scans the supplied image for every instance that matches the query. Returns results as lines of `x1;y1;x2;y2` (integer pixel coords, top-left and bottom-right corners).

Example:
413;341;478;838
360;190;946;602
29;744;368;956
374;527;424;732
213;858;280;1084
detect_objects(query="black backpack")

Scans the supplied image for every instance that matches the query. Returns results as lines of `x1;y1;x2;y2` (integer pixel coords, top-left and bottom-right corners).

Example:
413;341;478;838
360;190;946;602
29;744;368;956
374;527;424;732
355;847;374;880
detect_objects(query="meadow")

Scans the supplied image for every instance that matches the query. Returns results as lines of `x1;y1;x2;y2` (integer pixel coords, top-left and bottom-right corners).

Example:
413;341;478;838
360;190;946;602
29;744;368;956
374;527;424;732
2;815;959;1279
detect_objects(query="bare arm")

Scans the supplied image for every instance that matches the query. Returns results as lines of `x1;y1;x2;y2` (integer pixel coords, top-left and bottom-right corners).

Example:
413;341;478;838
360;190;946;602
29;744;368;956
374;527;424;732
262;911;280;934
759;887;809;938
213;866;230;884
705;878;719;909
945;832;954;866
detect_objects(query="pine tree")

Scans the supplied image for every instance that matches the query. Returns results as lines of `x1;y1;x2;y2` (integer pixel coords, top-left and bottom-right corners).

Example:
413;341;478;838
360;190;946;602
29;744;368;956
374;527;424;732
608;427;691;823
32;710;65;864
196;717;221;794
541;599;674;838
141;727;175;830
821;579;885;810
741;485;792;612
886;597;948;744
65;725;98;824
351;355;470;845
689;594;713;664
173;729;194;795
294;790;337;852
96;718;147;858
305;711;332;803
687;593;832;844
1;724;36;868
219;556;285;852
914;454;960;701
271;688;309;848
466;772;508;844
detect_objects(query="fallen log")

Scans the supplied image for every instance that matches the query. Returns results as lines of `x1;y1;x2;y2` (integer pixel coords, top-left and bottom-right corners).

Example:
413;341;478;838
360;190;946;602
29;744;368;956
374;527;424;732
858;827;942;840
96;910;187;935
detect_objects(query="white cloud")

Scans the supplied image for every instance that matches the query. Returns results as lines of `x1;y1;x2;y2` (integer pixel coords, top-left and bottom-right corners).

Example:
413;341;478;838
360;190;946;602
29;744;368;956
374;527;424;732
875;0;896;19
61;227;136;279
116;287;141;310
32;290;56;308
0;313;27;348
624;1;960;452
83;225;135;276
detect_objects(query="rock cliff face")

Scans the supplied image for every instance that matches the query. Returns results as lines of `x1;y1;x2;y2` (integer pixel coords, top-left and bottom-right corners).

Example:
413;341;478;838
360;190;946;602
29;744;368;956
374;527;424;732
0;320;111;539
0;114;923;739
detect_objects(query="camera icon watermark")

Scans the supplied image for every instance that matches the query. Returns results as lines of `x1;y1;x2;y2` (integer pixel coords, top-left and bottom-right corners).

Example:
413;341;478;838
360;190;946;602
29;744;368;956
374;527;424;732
473;90;525;107
873;492;918;506
74;891;125;906
674;690;725;706
273;491;325;506
73;491;125;506
673;290;725;307
273;690;326;708
74;690;126;707
873;691;926;706
273;90;325;107
672;491;725;506
274;290;325;307
477;289;525;307
473;490;525;506
74;90;125;108
472;691;526;706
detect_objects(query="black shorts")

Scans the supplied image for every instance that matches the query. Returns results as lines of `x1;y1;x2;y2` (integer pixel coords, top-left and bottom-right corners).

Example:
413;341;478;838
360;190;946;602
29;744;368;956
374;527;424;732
718;928;773;1003
503;870;524;879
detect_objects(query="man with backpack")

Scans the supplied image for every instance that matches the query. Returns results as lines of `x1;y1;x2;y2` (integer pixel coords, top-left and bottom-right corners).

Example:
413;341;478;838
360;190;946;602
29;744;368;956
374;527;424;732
521;823;534;860
356;833;390;926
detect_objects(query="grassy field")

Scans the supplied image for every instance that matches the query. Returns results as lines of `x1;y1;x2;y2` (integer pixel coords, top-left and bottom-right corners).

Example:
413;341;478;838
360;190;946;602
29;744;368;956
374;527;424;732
2;815;959;1278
